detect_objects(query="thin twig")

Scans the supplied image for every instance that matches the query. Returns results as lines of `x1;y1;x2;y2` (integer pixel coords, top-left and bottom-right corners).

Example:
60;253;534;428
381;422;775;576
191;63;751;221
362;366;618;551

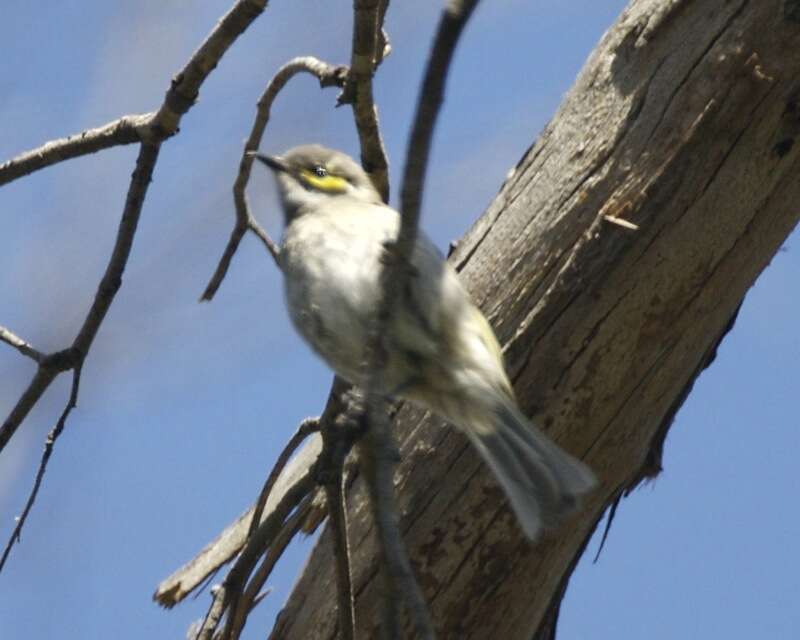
0;326;44;364
593;491;623;563
248;587;272;612
196;584;228;640
341;0;391;201
224;494;312;640
155;380;355;611
151;0;269;138
325;470;355;640
0;113;153;187
154;433;325;607
0;142;160;464
73;142;161;352
358;1;481;637
201;56;348;301
248;417;320;539
189;383;360;638
0;365;82;572
397;0;480;249
317;389;364;640
358;430;411;639
245;221;280;264
197;470;316;640
218;385;361;638
191;566;223;602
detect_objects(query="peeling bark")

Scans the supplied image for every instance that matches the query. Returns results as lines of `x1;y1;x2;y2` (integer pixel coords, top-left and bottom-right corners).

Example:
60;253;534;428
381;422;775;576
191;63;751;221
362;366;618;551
272;1;800;637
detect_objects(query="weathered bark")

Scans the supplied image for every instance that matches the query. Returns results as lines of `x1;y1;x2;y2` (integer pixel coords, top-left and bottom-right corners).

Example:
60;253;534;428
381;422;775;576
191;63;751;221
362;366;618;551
272;1;800;637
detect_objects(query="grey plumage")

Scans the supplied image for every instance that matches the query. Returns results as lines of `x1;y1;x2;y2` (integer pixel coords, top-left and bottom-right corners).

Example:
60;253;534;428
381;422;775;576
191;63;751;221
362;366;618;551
255;144;596;540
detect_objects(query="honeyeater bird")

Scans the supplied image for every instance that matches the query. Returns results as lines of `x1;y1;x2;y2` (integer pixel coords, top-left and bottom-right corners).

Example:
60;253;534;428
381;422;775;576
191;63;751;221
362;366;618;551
253;144;595;540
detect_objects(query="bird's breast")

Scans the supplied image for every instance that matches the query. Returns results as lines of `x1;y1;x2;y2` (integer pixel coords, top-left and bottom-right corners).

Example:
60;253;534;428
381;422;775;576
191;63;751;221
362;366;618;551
280;210;392;383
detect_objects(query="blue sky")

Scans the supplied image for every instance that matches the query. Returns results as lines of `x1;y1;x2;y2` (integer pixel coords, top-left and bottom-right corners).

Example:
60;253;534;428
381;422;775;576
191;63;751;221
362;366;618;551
1;2;797;638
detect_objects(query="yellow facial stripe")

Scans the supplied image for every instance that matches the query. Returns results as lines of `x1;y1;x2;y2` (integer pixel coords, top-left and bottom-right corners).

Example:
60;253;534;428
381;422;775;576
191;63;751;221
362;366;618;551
299;169;348;193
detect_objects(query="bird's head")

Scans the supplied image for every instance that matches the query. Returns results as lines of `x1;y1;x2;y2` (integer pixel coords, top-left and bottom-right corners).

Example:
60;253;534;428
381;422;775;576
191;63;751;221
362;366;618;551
252;144;382;220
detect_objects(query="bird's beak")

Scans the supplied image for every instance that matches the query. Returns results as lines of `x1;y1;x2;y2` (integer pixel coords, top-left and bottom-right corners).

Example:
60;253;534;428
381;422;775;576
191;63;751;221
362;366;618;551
249;151;290;174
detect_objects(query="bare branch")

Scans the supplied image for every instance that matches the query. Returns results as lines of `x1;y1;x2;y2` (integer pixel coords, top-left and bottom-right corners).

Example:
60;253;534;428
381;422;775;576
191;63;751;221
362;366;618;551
0;113;153;187
243;507;304;611
226;470;315;606
248;417;320;539
315;386;366;640
1;0;271;190
360;428;428;639
341;0;391;201
196;584;227;640
0;141;160;462
201;56;348;301
200;223;249;303
397;0;480;249
224;494;312;640
0;142;159;573
2;2;274;567
1;348;82;457
2;2;273;441
150;0;268;137
156;378;363;612
195;470;316;640
157;381;373;637
0;365;81;573
217;384;362;639
74;142;161;351
324;471;355;640
355;1;481;637
0;326;44;364
246;221;281;262
154;433;323;607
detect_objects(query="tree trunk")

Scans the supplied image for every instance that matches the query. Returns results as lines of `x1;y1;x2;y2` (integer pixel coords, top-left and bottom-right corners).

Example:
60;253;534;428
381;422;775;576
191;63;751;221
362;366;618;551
272;1;800;637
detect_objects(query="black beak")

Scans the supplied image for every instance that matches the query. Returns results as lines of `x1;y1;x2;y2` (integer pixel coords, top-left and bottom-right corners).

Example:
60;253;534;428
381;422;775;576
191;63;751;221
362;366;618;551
249;151;290;174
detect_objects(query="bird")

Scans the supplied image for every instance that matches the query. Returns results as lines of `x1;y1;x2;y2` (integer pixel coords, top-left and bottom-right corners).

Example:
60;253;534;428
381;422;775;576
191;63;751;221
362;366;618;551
252;144;596;540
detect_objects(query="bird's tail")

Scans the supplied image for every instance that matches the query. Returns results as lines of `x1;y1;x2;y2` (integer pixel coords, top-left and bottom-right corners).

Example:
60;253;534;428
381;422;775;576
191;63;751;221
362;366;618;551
461;396;596;540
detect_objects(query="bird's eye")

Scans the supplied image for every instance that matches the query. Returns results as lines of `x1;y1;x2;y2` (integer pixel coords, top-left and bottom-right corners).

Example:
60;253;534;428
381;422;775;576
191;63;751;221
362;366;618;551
314;165;327;178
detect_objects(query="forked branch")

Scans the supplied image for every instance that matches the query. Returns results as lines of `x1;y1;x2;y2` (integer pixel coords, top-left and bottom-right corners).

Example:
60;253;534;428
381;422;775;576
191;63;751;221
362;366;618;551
0;0;271;573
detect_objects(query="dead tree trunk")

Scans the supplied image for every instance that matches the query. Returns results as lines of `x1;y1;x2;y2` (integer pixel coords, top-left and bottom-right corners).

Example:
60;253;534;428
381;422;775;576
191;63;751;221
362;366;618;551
271;1;800;637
